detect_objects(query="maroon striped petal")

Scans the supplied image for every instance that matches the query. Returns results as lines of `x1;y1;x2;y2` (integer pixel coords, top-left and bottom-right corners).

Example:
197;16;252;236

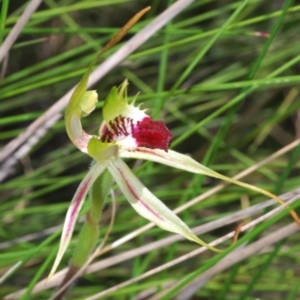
108;158;220;252
48;161;108;278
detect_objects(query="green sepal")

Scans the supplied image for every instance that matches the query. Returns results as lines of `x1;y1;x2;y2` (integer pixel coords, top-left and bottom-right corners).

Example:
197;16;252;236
65;43;105;144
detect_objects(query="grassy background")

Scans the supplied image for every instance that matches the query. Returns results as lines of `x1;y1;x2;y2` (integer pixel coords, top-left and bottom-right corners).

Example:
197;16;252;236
1;0;300;299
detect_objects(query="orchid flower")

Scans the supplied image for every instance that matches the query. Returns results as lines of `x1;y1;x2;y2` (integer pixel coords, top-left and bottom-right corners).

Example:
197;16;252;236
50;80;222;278
49;9;300;279
51;76;300;279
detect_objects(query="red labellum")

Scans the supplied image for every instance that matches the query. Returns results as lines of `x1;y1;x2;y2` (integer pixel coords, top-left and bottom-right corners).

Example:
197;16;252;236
133;117;172;151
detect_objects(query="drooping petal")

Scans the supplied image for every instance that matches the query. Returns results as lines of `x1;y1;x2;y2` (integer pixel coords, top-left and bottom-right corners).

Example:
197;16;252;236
119;148;216;176
48;161;108;279
108;158;221;252
100;81;172;151
119;147;294;219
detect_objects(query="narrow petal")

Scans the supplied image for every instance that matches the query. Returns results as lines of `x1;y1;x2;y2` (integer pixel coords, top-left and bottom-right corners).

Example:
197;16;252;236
108;158;221;252
119;147;296;222
48;161;108;279
119;148;217;176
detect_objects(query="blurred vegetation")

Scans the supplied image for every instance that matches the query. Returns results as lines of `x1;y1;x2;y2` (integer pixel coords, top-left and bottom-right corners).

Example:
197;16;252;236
1;0;300;299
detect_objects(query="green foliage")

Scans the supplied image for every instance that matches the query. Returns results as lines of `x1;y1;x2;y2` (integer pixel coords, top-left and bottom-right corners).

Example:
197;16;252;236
1;0;300;299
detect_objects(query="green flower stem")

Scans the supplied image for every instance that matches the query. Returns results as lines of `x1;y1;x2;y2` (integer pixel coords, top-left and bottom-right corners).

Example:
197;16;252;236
71;168;113;268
